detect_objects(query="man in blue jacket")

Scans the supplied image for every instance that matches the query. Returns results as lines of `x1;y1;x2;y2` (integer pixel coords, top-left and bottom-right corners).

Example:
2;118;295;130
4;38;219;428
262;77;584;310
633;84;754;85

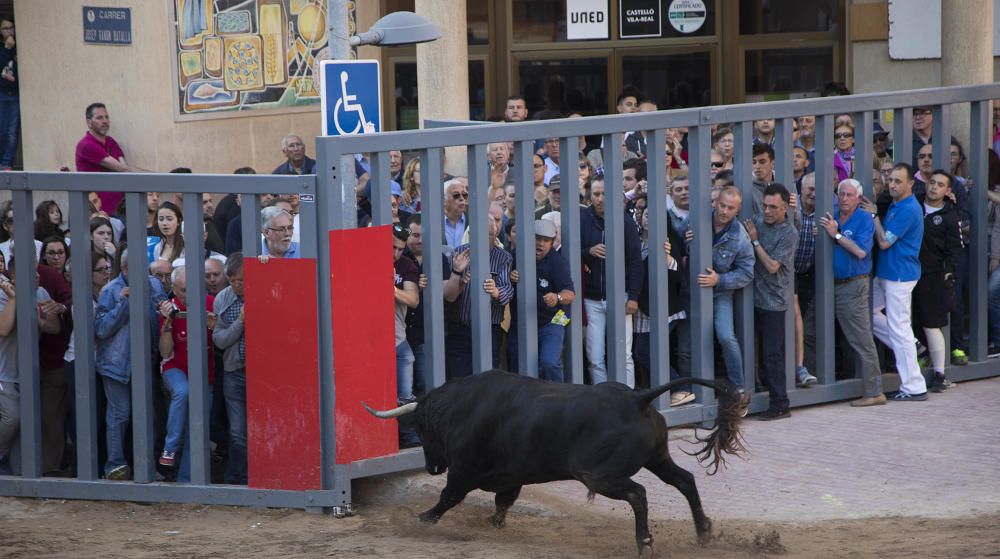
693;186;755;398
95;247;167;480
581;176;643;387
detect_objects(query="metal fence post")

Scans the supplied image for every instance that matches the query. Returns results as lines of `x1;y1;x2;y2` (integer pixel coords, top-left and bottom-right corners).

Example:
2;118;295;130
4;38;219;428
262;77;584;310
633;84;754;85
421;148;447;390
12;190;41;478
558;138;584;385
687;125;716;406
467;143;493;373
603;132;628;385
125;192;155;484
646;129;669;408
514;140;538;377
968;101;989;361
732;122;756;394
813;114;836;383
240;194;261;258
68;191;98;480
370;151;393;226
893;108;914;166
775;118;796;395
315;136;348;509
182;193;211;486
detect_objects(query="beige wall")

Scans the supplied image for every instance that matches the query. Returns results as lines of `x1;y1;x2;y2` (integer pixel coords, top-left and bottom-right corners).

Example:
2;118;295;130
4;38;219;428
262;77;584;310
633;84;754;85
848;0;998;94
16;0;381;175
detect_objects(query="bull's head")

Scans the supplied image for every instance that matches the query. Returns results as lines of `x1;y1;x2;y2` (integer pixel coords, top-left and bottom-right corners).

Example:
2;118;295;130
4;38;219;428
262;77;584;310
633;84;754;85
362;401;448;476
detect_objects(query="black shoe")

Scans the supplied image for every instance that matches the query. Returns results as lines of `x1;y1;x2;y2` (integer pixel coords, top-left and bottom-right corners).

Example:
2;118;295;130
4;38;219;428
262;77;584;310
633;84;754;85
757;408;791;421
888;390;928;401
929;373;955;393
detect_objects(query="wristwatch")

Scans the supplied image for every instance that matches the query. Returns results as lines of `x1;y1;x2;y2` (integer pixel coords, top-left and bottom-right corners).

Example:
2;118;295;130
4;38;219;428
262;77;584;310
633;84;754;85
834;232;843;241
557;293;563;304
752;240;761;248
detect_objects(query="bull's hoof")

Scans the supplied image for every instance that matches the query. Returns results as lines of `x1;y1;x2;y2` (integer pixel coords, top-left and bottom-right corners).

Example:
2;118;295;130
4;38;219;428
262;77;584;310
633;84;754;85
638;542;655;559
696;519;714;546
418;511;440;524
488;514;506;529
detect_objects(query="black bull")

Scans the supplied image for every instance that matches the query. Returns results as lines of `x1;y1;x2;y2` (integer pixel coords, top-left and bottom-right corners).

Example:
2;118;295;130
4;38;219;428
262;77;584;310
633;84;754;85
364;370;747;558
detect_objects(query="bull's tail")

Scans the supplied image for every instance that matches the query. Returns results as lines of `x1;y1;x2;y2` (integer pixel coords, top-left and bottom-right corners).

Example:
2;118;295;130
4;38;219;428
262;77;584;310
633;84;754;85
637;378;748;475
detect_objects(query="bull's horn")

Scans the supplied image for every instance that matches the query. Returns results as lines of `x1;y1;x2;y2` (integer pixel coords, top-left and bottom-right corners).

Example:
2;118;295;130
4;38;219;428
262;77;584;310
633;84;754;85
363;401;418;419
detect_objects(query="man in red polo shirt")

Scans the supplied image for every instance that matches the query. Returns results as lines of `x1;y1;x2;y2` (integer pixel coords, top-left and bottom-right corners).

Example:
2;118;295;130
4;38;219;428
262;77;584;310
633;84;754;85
75;102;147;213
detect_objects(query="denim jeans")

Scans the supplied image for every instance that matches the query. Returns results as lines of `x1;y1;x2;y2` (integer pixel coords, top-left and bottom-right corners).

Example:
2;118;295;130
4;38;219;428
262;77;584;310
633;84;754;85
162;368;213;483
102;375;131;477
584;298;635;387
713;293;745;389
0;92;19;168
989;266;1000;346
538;322;566;383
396;340;415;402
222;369;247;484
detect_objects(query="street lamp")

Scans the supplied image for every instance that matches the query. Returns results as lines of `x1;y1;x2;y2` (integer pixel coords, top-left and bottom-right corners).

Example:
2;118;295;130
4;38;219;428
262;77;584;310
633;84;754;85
349;11;441;47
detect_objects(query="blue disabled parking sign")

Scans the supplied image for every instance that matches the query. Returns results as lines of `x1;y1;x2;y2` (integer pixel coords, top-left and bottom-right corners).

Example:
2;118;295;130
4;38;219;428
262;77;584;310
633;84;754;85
320;60;382;136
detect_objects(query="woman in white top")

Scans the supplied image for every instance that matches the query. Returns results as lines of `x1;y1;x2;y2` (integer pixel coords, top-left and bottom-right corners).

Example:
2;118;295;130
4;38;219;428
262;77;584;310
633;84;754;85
152;202;185;264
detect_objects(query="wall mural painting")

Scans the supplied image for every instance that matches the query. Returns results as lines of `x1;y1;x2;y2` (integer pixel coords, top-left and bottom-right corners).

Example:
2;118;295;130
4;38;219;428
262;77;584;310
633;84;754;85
174;0;357;115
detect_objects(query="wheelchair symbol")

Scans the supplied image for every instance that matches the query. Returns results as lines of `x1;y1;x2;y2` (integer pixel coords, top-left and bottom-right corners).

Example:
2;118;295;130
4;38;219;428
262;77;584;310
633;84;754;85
333;71;376;135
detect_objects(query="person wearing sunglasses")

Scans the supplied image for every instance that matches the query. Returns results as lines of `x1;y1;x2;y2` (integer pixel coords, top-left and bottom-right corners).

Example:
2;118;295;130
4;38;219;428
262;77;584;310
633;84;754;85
833;124;856;182
443;178;469;250
911;106;934;167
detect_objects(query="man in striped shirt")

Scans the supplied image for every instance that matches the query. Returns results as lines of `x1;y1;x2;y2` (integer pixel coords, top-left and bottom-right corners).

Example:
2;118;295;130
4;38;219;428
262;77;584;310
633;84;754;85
444;203;514;379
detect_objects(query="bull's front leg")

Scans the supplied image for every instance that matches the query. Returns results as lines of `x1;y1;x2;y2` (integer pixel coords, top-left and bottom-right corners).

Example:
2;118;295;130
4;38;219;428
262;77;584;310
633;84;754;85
419;477;474;524
489;486;522;528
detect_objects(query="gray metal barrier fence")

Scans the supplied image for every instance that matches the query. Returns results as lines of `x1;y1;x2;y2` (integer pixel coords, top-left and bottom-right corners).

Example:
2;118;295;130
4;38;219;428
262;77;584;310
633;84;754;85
320;84;1000;483
1;84;999;513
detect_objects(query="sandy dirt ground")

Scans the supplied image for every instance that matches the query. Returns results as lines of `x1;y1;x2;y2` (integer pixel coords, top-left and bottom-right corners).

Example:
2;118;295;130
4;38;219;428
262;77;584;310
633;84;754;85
2;475;999;559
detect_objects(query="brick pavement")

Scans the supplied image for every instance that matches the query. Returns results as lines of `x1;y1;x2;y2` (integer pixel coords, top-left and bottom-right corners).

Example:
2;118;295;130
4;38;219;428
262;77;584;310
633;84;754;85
530;376;1000;522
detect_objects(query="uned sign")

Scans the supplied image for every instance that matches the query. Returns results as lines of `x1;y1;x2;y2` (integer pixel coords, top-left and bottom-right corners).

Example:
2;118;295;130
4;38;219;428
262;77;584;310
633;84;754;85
567;0;610;40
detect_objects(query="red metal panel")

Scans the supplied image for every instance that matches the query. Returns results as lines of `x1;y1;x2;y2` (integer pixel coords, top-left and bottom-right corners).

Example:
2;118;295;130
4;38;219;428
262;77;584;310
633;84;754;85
244;258;322;490
330;226;399;463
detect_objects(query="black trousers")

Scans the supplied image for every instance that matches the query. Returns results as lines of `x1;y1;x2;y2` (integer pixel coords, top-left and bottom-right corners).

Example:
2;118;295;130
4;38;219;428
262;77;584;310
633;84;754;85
756;308;789;412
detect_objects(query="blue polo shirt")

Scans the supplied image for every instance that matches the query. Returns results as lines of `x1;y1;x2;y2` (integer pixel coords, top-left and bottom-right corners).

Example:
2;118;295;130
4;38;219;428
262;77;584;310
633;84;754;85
260;238;301;258
832;209;873;279
875;194;923;282
535;247;574;325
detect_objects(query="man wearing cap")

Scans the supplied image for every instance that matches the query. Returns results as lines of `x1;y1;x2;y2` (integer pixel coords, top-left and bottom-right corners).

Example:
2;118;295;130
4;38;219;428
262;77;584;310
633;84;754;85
535;174;561;219
532;219;575;382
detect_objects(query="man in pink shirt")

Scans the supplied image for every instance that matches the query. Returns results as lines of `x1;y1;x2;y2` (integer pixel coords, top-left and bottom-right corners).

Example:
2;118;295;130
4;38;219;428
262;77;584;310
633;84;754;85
75;102;147;213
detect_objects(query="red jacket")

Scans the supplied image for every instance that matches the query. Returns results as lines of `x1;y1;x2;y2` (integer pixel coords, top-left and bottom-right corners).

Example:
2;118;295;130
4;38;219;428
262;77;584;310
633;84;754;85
159;295;216;384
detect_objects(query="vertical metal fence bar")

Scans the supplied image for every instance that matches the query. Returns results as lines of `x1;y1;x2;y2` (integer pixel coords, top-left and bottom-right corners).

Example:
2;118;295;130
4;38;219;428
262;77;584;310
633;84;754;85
687;125;715;405
315;138;341;500
813;114;836;383
182;193;210;485
421;148;446;389
370;151;392;226
125;192;155;484
12;190;41;477
603;132;627;385
854;111;874;195
240;194;261;258
515;140;539;377
68;191;98;480
968;101;989;361
775;118;796;394
558;138;584;385
733;122;756;392
893;107;914;166
646;129;669;408
932;104;952;173
931;104;953;357
297;177;318;259
467;143;493;373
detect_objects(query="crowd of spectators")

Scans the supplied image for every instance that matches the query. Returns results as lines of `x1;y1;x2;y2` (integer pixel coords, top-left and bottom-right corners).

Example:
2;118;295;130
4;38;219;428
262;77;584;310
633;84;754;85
1;85;998;476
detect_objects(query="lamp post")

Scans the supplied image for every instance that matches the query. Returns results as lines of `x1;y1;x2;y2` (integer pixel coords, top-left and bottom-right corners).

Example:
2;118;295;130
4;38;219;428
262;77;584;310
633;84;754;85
325;5;441;228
